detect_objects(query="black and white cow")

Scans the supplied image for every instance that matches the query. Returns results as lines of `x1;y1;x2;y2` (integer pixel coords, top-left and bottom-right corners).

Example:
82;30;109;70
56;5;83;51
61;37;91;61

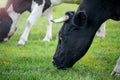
0;0;105;46
52;0;120;74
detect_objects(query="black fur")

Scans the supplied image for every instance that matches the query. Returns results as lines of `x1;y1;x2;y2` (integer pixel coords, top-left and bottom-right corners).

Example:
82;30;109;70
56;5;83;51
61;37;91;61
34;0;43;5
43;0;51;12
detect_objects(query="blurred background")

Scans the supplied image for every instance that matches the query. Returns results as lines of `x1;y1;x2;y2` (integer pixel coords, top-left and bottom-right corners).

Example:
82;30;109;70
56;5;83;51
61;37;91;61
0;0;120;80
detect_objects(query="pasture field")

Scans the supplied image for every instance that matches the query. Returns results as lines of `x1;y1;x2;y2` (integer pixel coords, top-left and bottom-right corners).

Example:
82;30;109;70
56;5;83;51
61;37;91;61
0;0;120;80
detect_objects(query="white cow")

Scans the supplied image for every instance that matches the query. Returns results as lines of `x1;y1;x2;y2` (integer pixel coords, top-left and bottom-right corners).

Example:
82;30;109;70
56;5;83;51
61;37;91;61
0;0;105;46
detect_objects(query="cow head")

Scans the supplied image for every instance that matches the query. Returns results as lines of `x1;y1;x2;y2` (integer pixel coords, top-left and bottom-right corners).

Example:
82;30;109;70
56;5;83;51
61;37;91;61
0;8;12;42
52;11;100;69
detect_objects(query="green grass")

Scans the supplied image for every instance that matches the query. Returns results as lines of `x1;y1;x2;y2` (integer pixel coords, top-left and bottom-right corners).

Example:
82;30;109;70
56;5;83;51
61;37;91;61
0;1;120;80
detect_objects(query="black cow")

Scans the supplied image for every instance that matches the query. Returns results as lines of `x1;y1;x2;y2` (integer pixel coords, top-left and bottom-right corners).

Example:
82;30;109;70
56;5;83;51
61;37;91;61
53;0;120;70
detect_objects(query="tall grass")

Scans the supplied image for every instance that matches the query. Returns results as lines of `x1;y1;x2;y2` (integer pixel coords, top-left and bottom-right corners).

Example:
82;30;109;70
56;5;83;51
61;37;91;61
0;0;120;80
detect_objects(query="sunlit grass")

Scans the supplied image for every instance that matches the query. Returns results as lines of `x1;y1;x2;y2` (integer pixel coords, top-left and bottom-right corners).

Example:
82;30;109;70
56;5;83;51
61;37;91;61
0;0;120;80
0;0;7;7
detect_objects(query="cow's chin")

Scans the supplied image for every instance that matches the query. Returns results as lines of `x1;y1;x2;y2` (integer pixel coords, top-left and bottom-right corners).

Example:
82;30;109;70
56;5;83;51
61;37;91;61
52;58;74;70
52;51;76;69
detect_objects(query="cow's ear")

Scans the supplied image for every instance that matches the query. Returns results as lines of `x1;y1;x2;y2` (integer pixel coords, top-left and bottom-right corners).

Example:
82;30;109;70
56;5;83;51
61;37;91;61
72;11;87;27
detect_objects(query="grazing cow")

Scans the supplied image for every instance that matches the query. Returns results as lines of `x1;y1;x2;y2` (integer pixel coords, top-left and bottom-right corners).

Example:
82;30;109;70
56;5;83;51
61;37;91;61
52;0;120;72
0;0;105;46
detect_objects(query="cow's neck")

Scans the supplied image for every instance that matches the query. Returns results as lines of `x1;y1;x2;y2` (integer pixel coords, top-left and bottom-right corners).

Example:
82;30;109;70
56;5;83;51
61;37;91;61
74;0;120;63
74;0;110;60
